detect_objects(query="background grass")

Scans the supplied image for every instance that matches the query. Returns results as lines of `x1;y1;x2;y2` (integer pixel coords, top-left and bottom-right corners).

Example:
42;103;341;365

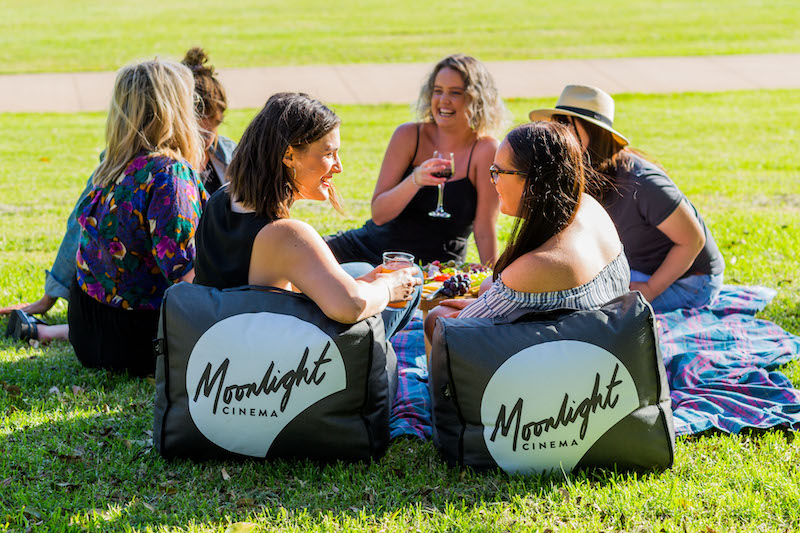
1;0;800;74
1;89;799;531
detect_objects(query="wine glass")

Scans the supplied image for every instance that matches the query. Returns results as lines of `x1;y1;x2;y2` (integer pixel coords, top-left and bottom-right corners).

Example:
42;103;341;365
428;151;454;219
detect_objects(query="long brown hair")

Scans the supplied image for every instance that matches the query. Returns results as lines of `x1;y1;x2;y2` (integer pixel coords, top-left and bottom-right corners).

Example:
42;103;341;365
493;122;586;279
227;92;342;220
553;114;663;199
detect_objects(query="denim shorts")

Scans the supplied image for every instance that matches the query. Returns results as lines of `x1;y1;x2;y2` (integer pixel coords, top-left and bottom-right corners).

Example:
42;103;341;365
630;270;723;312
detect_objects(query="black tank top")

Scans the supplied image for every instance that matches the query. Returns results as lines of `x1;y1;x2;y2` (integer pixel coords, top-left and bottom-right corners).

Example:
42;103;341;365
194;186;275;290
358;125;479;264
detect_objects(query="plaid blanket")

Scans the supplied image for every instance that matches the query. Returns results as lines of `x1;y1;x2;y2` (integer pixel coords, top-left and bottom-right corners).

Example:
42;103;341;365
389;286;800;440
389;313;430;440
658;285;800;435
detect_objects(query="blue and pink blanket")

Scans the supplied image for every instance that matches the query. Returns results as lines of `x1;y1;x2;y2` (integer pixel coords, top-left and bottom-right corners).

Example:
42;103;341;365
389;285;800;439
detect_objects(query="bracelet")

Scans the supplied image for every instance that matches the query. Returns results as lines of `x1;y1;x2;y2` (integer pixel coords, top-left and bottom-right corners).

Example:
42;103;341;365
410;168;422;188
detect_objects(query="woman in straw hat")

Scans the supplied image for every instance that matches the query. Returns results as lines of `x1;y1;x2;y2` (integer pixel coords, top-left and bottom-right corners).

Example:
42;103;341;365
425;121;630;340
528;85;724;312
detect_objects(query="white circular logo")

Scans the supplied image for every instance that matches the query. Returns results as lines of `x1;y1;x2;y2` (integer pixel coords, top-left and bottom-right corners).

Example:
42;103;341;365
186;313;347;457
481;340;639;474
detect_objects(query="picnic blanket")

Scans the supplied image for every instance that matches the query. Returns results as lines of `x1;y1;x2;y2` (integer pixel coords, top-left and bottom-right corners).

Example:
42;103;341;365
389;285;800;440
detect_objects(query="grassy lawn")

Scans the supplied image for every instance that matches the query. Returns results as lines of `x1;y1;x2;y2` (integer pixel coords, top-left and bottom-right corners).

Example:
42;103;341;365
1;90;799;531
1;0;800;74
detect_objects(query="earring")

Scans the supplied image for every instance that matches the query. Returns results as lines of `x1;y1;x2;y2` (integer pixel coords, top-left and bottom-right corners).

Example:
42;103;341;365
290;167;296;180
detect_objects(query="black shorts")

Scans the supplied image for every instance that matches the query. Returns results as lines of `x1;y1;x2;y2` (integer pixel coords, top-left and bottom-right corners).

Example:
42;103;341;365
67;280;160;377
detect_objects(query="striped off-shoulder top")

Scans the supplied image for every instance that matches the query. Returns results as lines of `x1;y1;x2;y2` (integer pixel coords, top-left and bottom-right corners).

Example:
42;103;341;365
457;251;630;319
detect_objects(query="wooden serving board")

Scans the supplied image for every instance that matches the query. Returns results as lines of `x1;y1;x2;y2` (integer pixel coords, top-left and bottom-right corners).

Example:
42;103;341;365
419;280;478;311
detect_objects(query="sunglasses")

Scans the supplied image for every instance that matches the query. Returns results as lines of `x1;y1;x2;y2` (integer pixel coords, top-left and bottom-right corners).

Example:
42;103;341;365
489;164;527;185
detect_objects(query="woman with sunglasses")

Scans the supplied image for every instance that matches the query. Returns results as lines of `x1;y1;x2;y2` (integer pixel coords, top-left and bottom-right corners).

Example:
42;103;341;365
424;121;629;338
530;85;724;312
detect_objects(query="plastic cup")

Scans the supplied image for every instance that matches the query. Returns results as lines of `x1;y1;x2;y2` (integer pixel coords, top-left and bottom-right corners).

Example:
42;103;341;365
382;251;415;308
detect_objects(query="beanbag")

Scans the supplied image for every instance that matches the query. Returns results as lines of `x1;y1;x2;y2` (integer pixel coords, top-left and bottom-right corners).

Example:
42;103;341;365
429;291;674;474
153;283;397;462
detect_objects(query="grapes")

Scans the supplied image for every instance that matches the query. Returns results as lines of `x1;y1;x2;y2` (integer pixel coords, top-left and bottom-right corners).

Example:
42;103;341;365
441;273;471;297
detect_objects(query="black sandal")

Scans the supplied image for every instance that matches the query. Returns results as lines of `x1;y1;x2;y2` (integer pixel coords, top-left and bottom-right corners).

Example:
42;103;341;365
4;310;48;342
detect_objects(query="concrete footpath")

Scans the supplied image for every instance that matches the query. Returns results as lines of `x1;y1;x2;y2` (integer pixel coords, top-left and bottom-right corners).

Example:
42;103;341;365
1;54;799;113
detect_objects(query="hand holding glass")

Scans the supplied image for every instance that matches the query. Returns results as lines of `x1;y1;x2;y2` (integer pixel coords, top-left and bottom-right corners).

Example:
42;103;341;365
381;251;415;308
428;151;454;219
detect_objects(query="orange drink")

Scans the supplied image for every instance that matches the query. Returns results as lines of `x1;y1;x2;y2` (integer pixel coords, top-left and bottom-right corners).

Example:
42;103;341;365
382;251;415;308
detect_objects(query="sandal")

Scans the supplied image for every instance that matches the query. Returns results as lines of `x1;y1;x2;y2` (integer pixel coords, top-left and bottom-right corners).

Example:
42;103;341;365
4;310;48;342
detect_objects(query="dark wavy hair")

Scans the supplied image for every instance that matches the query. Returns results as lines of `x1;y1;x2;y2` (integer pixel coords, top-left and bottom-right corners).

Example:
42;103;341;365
493;121;586;279
227;92;342;219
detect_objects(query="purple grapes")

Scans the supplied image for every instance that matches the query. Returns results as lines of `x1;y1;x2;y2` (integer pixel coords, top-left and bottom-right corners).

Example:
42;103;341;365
441;273;471;297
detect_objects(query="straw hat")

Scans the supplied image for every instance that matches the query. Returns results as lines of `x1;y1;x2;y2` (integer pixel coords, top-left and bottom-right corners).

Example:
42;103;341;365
528;84;629;147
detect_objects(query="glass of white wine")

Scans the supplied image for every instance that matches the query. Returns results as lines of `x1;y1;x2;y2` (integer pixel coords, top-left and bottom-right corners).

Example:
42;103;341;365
428;150;454;219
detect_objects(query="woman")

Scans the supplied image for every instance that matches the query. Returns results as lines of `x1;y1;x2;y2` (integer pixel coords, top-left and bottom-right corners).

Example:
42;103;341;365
529;84;724;312
2;47;235;343
194;92;421;336
325;54;506;266
425;122;630;340
183;47;236;195
67;58;206;376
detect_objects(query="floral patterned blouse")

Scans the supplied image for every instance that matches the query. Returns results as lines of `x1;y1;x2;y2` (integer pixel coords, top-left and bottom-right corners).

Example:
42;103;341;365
76;153;207;310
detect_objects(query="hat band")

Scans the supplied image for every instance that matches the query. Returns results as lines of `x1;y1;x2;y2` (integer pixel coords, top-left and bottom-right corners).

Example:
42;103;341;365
555;105;613;127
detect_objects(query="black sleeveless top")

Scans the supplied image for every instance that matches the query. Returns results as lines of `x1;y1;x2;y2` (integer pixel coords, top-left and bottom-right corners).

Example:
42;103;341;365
194;186;276;290
326;125;479;265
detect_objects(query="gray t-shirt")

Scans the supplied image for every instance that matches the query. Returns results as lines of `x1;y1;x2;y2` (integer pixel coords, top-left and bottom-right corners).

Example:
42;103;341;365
601;153;724;277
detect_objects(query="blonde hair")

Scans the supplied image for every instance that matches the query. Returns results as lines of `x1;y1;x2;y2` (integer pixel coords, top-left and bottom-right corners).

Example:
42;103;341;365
416;54;509;137
93;59;203;187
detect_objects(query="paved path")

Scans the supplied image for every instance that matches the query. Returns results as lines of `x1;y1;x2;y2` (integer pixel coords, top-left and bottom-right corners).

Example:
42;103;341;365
1;54;799;113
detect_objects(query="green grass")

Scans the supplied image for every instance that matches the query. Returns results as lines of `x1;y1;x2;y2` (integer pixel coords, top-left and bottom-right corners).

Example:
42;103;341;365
1;0;800;74
1;90;800;531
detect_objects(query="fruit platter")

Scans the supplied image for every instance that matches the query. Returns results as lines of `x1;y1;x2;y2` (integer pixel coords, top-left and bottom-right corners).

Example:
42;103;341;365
419;260;491;311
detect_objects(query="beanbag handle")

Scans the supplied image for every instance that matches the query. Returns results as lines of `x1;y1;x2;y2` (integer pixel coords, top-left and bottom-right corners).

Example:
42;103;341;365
491;306;580;325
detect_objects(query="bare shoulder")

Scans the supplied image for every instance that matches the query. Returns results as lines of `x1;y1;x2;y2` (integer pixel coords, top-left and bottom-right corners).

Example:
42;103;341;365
580;193;609;216
473;136;499;161
391;122;421;145
477;135;500;151
577;194;622;248
501;252;564;293
470;136;500;183
255;218;322;248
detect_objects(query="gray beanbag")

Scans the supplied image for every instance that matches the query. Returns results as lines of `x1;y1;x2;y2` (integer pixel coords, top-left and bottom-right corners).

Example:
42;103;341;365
153;283;397;462
429;291;674;474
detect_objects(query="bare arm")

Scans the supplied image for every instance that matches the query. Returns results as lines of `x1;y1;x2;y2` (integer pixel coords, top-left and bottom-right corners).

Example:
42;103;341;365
0;295;58;316
370;123;448;225
250;219;420;323
470;138;500;265
630;199;706;301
